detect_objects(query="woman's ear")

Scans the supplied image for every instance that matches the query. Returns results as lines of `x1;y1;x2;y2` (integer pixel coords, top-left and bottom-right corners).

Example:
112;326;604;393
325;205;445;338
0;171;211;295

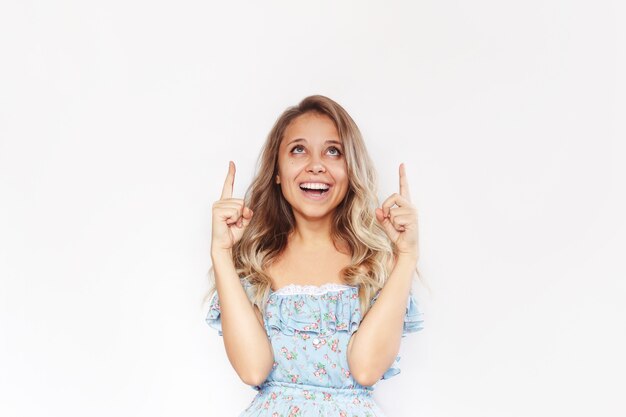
275;174;281;184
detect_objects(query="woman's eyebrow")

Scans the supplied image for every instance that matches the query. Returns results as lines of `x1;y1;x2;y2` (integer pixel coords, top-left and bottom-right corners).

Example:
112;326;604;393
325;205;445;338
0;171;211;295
286;138;343;146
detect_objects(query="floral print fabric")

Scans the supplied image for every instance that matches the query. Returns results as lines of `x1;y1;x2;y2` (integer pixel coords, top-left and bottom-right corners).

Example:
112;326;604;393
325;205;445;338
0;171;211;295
206;283;424;417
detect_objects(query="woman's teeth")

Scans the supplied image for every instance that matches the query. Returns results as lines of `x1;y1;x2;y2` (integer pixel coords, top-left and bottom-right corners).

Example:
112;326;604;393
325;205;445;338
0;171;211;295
299;183;330;196
299;182;330;191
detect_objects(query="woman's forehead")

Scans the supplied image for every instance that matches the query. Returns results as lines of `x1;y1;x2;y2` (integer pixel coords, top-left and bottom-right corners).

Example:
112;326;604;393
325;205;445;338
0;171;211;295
281;115;341;145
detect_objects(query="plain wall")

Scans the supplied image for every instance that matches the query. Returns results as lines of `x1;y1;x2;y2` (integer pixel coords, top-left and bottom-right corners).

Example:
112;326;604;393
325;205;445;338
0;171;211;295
1;1;624;416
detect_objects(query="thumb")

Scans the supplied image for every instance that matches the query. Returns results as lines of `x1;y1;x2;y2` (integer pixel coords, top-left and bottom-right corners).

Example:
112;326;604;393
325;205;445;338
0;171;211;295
375;208;384;223
241;207;254;227
375;207;396;236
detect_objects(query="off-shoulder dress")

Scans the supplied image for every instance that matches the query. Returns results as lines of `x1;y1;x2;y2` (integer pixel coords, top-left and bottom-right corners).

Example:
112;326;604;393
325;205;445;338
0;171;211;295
206;282;424;417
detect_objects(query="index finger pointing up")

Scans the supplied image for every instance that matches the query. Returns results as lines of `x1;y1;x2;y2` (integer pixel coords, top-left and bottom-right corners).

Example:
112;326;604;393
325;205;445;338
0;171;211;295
221;161;235;199
399;163;411;202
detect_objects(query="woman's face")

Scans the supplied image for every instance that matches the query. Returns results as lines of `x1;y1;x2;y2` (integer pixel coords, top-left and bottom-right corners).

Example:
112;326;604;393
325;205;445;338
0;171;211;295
275;112;349;222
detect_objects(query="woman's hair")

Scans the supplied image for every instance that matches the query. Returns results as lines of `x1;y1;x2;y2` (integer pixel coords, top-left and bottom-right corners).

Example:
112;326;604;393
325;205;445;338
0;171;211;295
204;94;422;316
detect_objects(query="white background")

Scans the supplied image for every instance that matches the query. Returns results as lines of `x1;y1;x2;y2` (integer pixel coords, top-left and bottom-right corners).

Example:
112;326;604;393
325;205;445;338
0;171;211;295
1;1;624;416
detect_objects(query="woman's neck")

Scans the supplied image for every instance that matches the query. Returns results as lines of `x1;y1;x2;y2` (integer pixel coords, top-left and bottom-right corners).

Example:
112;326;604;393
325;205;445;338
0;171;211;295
288;225;333;249
287;224;351;256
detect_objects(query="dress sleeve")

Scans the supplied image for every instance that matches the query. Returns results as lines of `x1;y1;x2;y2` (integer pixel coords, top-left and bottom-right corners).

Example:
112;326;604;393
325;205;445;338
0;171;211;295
205;290;223;336
205;278;255;337
369;289;425;337
369;289;425;380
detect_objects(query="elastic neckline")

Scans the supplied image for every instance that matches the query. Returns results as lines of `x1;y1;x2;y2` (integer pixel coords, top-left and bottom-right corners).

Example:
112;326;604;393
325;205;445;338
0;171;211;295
271;283;358;296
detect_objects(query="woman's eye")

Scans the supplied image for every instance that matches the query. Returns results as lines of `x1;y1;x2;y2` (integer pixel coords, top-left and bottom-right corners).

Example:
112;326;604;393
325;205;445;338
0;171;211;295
290;145;342;156
328;146;342;156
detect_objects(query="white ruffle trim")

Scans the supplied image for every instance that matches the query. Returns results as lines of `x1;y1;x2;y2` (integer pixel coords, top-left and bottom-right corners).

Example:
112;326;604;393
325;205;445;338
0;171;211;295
273;283;356;296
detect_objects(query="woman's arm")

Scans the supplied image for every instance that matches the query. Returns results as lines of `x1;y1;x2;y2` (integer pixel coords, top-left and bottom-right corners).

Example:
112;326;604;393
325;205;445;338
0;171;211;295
346;254;418;386
211;249;274;386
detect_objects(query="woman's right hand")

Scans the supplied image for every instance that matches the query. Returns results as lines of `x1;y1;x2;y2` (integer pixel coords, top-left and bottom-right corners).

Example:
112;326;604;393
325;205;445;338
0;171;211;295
211;161;254;254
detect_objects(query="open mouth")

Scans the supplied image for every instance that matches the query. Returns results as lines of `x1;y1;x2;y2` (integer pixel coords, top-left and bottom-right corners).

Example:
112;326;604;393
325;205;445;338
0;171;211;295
299;186;330;196
299;183;331;197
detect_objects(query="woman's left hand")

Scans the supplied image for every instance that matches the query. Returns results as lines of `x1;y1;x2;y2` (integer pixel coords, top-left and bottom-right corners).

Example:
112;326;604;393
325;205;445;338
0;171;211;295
375;163;420;261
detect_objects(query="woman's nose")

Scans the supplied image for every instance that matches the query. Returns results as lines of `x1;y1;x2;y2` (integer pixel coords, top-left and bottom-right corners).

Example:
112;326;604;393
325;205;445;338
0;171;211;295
307;162;326;174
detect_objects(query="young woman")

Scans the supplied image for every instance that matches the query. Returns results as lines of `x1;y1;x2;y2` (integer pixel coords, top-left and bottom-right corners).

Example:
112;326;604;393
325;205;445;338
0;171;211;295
206;95;425;416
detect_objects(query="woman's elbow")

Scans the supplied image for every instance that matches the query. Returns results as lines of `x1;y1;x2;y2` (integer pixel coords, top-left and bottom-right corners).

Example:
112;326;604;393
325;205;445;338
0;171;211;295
240;372;268;387
238;354;274;386
351;370;379;387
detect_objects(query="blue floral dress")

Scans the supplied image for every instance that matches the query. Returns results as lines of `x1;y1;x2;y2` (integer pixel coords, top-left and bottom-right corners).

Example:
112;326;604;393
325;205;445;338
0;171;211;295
206;282;424;417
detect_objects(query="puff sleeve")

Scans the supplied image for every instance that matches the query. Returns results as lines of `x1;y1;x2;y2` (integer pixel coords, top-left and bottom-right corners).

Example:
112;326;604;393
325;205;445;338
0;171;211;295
369;289;425;380
205;278;255;337
369;289;425;338
205;290;223;336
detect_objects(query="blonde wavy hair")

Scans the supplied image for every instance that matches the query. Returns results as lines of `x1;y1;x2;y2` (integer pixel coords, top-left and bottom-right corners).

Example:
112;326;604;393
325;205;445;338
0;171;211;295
204;95;422;317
